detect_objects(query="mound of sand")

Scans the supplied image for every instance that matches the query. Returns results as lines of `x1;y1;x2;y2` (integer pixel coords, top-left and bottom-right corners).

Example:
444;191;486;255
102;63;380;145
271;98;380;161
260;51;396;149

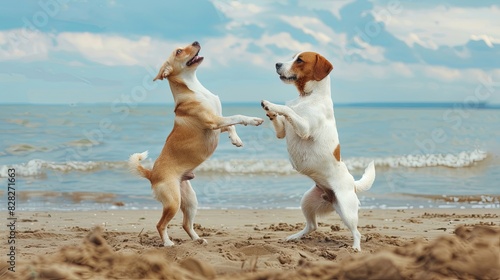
6;225;499;280
234;225;500;280
9;228;214;280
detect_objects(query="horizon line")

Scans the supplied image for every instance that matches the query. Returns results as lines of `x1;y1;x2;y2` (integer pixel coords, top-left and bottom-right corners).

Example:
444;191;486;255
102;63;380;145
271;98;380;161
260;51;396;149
0;101;499;109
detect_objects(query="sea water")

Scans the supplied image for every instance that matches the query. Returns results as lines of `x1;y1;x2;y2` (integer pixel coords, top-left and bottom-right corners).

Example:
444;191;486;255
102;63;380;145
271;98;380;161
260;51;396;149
1;104;499;210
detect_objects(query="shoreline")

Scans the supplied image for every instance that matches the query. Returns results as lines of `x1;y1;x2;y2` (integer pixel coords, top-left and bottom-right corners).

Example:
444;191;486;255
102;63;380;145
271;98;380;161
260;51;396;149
2;208;499;279
2;190;500;212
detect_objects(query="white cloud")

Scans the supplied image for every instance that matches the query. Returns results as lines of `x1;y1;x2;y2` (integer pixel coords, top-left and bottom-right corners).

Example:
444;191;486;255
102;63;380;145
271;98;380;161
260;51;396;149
211;0;266;29
57;32;142;65
414;65;497;85
280;15;336;45
0;29;181;67
392;62;414;78
296;0;355;20
202;35;257;67
202;32;313;68
0;28;310;69
212;0;264;17
374;5;500;47
422;65;462;82
0;29;53;61
334;61;395;81
403;33;439;50
56;32;166;66
256;32;314;53
278;15;358;62
333;59;498;87
351;36;386;62
470;34;500;48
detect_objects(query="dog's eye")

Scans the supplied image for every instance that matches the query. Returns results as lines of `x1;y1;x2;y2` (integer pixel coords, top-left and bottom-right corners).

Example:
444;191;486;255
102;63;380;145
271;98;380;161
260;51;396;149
176;49;182;55
296;57;303;63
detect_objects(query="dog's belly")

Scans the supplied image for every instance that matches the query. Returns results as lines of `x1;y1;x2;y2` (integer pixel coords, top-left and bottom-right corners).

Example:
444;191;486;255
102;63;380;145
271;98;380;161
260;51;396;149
286;138;335;179
186;130;219;169
286;138;356;191
202;130;220;157
160;127;220;173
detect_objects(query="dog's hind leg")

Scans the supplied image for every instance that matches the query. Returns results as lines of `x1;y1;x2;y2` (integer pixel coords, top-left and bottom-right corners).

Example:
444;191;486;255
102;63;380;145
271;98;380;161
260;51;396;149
154;181;181;247
334;190;362;251
180;180;207;244
286;185;333;241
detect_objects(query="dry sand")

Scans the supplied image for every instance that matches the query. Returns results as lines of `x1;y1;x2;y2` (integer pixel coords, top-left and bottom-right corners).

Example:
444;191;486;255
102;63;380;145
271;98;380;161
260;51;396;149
1;208;499;279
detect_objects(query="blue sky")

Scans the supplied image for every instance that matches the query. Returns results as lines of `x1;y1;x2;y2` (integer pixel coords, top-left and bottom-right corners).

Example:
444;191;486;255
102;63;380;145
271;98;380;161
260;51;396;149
0;0;499;105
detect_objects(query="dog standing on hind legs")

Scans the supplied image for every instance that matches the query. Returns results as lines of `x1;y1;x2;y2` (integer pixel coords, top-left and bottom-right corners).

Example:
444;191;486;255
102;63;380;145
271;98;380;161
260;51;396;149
261;51;375;251
129;41;263;247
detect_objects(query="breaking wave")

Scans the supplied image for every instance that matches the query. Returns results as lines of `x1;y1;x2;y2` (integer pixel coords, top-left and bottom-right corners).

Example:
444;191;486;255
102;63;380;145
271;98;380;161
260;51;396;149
0;150;488;178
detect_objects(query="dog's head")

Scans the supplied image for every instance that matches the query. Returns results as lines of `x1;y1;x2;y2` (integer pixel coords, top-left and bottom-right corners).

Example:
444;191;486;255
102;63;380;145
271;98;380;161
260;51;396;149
275;52;333;95
153;41;204;81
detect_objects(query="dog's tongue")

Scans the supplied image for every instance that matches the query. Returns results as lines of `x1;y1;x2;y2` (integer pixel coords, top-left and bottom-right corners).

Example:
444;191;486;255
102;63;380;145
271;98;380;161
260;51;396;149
188;55;204;66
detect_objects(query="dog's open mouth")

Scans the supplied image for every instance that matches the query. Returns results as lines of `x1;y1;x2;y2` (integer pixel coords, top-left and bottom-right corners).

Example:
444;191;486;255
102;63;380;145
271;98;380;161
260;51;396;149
186;50;204;66
280;75;297;82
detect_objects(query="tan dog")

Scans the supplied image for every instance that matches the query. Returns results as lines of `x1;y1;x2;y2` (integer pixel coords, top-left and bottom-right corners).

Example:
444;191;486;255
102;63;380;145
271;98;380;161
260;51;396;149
129;41;263;246
261;52;375;251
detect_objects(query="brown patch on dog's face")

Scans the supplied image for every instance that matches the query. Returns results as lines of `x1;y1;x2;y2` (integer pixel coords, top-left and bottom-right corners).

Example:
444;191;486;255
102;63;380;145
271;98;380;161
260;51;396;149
276;52;333;95
333;144;341;161
292;52;333;94
153;42;204;81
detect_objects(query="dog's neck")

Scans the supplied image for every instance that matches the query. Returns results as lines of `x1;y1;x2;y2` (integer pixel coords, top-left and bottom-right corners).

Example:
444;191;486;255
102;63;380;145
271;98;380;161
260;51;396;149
168;70;211;104
300;76;331;97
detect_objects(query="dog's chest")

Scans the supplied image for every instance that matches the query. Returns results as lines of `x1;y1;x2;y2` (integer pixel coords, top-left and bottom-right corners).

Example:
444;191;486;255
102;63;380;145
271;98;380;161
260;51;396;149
284;101;338;175
196;90;222;154
286;135;320;171
190;83;223;116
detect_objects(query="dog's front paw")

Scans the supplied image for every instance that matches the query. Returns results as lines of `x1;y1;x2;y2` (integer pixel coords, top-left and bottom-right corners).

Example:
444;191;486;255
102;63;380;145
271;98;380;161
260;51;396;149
261;100;273;111
245;117;264;126
229;134;243;147
266;112;277;121
261;100;281;116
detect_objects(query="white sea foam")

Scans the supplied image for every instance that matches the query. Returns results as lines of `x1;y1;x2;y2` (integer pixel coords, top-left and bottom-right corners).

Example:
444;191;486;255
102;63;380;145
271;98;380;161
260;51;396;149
0;159;128;177
198;149;488;174
197;159;296;175
347;149;488;169
0;149;488;178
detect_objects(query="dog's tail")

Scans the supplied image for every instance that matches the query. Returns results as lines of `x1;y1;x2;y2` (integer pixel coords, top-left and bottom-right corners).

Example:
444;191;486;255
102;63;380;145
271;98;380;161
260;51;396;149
354;161;375;193
128;151;152;180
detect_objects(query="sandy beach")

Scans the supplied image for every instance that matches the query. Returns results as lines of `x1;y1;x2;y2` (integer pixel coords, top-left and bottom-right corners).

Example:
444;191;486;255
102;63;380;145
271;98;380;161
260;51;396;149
1;208;499;279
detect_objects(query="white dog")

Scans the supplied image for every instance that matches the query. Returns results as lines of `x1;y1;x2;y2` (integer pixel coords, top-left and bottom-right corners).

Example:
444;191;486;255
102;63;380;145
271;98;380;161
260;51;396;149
261;51;375;251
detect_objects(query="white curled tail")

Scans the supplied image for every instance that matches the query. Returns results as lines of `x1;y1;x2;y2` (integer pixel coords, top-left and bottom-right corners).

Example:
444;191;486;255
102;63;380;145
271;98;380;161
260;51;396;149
354;161;375;193
128;151;151;180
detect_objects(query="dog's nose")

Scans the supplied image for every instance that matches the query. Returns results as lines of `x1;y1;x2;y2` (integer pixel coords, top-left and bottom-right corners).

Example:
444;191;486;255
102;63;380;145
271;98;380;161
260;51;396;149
275;63;282;70
192;41;200;47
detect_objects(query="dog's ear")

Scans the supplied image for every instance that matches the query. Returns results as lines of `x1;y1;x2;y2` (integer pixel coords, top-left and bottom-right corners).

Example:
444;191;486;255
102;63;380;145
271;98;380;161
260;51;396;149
313;54;333;81
153;62;173;81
